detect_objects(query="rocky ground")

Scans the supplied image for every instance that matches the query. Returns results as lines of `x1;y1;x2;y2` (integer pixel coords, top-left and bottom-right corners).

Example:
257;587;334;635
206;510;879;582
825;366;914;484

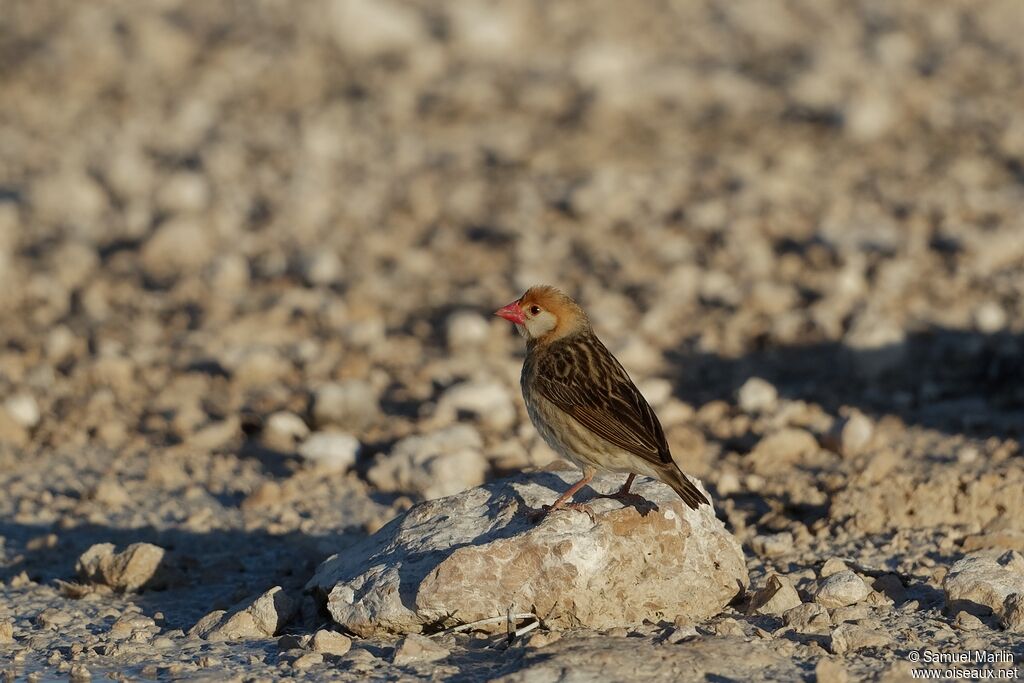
1;0;1023;681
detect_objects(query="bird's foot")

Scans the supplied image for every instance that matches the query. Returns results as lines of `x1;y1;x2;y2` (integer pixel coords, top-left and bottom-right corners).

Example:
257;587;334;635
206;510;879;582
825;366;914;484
529;502;596;524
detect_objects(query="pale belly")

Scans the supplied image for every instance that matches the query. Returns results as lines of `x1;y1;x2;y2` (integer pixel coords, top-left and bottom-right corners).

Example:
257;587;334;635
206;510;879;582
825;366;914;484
524;391;663;480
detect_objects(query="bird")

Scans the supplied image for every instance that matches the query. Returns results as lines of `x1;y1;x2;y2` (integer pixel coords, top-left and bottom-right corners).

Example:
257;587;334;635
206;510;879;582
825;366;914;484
495;285;709;520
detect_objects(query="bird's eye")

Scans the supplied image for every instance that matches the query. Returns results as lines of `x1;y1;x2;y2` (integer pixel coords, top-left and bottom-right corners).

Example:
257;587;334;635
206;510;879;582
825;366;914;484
530;305;541;315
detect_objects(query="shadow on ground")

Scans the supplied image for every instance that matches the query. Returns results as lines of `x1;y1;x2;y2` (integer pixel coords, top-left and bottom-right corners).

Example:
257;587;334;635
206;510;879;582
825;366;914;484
0;519;361;631
664;328;1023;439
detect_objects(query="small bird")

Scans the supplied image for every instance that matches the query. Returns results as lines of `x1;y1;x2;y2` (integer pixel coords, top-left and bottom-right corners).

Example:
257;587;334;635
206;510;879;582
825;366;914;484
495;285;709;519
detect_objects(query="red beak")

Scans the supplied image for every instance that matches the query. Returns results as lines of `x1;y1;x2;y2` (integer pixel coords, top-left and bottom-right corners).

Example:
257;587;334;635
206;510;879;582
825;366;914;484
494;301;526;325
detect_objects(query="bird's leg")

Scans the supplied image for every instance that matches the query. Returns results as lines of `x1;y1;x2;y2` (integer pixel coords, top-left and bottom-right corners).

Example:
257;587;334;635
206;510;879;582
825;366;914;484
531;471;595;522
597;473;637;499
617;473;636;496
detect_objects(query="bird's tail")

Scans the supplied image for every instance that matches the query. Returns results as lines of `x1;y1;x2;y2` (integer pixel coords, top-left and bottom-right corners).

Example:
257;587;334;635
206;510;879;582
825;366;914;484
662;466;710;510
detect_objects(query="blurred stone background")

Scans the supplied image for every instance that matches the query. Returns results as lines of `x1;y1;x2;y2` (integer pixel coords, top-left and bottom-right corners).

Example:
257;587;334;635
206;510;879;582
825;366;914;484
0;0;1022;679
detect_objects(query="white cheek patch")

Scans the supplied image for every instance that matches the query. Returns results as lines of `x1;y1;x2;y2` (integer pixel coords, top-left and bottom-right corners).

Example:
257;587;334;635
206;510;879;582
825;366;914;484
525;311;557;338
515;323;527;337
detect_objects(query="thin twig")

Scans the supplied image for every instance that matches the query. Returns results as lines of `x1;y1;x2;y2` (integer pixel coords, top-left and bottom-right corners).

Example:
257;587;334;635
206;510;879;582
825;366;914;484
513;619;540;638
430;613;539;637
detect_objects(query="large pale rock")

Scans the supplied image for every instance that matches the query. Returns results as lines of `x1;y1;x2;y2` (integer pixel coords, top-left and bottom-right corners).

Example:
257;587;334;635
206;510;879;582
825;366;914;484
392;634;450;665
737;377;778;414
366;424;487;499
434;379;516;431
746;428;819;474
1002;593;1024;632
306;471;747;636
812;570;871;609
297;431;360;472
747;574;802;615
829;622;892;654
943;550;1024;619
140;218;215;281
76;543;166;593
189;587;296;641
312;380;380;431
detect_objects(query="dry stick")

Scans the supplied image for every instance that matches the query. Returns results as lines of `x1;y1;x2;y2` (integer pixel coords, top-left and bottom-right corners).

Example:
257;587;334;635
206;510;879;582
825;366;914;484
429;613;540;638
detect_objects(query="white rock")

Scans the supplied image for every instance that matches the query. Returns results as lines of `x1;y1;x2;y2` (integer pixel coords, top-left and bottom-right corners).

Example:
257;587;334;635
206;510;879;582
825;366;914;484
311;629;352;656
747;574;802;615
46;325;78;361
637;378;673;408
954;611;984;630
328;0;424;56
88;479;132;509
306;470;747;636
737;377;778;414
784;603;830;632
51;241;99;289
367;425;487;500
233;349;291;389
747;428;818;474
1002;593;1024;632
957;445;980;464
820;558;849;578
264;411;310;450
839;410;873;455
343;317;386;349
76;543;167;593
140;218;215;281
68;664;92;680
313;380;380;431
944;550;1024;619
813;571;871;609
446;311;490;349
155;171;209;214
975;301;1007;333
189;587;296;641
292;652;323;670
392;634;450;665
210;254;251;293
751;532;793;558
845;88;895;142
716;471;742;497
298;432;360;473
434;380;516;431
831;604;871;624
829;622;892;654
3;393;40;429
301;251;343;287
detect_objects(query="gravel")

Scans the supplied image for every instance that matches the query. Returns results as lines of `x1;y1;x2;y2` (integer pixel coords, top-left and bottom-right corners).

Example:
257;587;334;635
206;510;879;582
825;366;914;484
1;0;1022;680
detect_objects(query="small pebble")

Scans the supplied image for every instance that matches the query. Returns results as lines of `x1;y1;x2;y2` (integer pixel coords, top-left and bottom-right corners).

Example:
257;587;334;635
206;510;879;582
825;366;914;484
3;394;40;429
814;571;871;609
446;311;491;349
954;611;984;631
311;629;352;656
392;634;450;665
292;652;323;670
737;377;778;413
751;532;793;558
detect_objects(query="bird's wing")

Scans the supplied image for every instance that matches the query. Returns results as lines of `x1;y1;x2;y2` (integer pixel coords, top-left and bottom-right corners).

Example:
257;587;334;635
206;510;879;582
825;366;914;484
534;336;673;467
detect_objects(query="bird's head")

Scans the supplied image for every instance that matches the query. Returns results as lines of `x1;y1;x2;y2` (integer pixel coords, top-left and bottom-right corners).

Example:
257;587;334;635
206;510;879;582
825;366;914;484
494;285;589;344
